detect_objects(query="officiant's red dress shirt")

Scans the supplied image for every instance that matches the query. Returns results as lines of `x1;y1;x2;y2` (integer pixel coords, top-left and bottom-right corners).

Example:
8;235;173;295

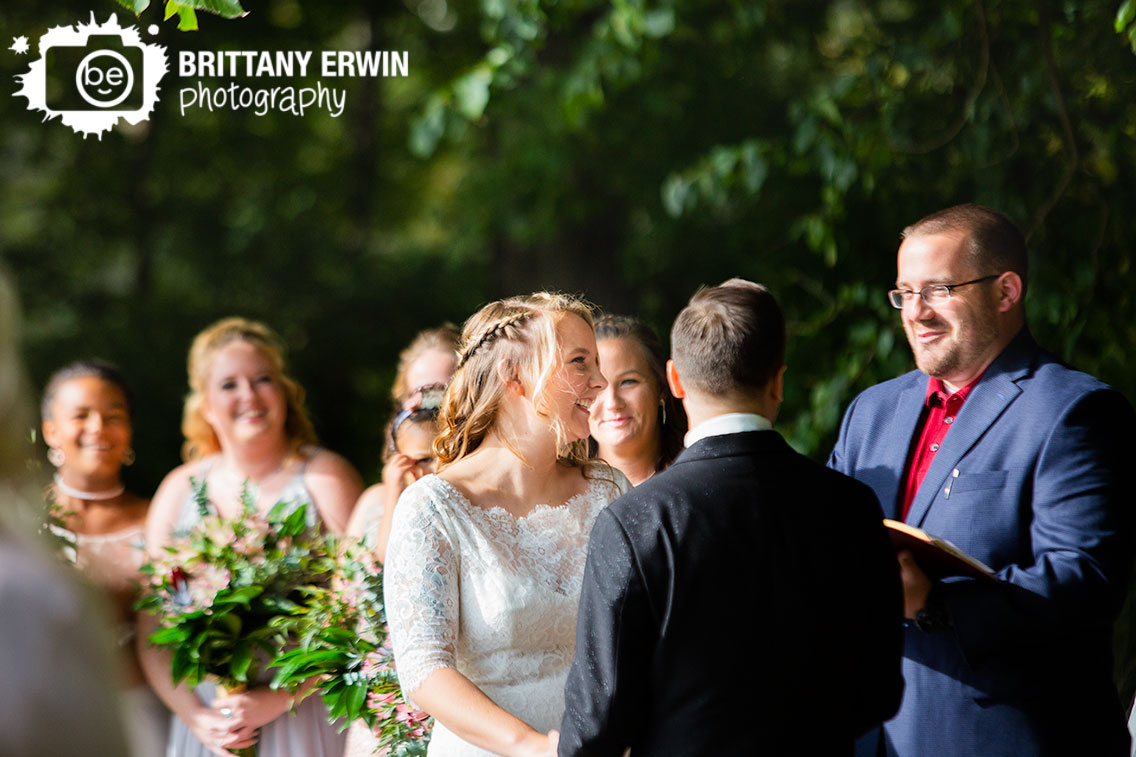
900;376;982;521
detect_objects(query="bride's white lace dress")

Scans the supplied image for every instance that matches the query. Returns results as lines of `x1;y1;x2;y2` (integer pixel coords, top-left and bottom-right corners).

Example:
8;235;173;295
383;466;627;756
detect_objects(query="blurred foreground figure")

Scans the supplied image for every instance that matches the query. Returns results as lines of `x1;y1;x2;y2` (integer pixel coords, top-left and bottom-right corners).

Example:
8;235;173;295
0;269;131;757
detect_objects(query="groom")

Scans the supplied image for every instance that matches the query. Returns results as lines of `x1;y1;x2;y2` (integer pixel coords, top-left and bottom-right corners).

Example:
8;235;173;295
558;279;905;756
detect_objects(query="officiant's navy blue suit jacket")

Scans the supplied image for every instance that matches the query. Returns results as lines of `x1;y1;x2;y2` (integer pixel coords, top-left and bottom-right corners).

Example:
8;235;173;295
559;430;904;756
829;328;1136;756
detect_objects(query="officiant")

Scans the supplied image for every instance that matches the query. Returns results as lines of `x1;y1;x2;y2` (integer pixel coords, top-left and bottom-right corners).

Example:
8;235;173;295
828;203;1136;756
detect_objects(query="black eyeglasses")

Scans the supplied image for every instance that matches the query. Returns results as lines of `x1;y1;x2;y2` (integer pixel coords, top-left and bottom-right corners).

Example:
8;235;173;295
888;274;1000;309
392;385;446;443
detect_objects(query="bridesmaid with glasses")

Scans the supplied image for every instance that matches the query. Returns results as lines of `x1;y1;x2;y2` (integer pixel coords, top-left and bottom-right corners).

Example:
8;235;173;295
346;326;459;563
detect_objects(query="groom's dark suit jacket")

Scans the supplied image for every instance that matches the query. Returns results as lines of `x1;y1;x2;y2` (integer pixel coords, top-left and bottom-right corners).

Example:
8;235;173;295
559;430;905;756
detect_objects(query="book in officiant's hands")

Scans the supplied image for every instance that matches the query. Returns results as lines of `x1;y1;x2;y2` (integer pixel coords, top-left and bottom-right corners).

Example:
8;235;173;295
883;519;998;581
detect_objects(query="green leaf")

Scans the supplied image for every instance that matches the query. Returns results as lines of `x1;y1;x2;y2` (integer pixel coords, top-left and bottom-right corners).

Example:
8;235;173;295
344;680;368;719
240;482;257;515
269;657;311;687
190;0;246;19
281;503;309;536
740;144;768;195
1115;0;1136;33
258;595;303;614
189;475;210;518
265;498;293;523
175;6;199;31
409;95;446;158
660;175;690;217
115;0;152;15
171;643;195;686
214;585;264;608
453;66;493;121
229;641;253;682
643;8;675;39
149;625;190;645
815;97;842;126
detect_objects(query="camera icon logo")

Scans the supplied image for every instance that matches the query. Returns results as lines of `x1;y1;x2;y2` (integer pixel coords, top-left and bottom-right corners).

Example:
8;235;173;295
47;34;144;111
14;14;167;138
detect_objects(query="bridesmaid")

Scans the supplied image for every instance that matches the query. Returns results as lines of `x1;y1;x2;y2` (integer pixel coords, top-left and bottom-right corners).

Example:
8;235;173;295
344;327;457;757
346;326;458;562
141;317;362;757
42;360;170;756
587;315;686;485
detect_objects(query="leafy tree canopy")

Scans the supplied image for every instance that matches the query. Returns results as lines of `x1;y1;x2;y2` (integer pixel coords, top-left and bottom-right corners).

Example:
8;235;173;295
1;0;1133;494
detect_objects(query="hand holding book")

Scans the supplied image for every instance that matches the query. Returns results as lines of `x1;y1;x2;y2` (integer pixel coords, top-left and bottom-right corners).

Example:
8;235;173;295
883;519;997;581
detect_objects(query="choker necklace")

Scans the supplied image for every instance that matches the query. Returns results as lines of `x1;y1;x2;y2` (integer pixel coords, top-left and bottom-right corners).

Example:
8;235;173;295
53;473;125;501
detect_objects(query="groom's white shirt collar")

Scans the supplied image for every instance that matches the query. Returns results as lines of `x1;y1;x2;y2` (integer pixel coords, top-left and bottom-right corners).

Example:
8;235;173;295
684;412;772;448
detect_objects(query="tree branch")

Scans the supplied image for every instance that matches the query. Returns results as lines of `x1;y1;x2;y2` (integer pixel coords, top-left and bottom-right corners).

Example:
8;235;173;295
888;0;990;155
1026;0;1081;241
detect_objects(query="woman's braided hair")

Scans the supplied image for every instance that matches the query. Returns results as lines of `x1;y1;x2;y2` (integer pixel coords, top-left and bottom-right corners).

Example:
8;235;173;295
434;292;598;470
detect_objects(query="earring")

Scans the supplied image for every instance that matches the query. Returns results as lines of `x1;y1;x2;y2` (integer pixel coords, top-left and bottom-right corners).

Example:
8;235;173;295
47;447;65;467
123;448;136;467
660;398;667;426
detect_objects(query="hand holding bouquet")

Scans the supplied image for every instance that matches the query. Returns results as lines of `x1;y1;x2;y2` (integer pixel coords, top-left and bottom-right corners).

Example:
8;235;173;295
271;541;431;755
137;479;339;755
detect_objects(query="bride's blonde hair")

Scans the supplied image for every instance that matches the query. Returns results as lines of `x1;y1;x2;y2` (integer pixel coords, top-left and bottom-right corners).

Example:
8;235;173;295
434;292;596;470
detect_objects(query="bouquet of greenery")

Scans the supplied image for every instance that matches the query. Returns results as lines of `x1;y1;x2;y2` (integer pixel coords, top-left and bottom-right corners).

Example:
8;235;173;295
41;487;78;564
137;479;339;755
271;541;431;756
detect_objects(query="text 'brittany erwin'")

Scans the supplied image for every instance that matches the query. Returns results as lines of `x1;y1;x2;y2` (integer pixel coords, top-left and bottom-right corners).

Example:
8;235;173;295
178;50;409;79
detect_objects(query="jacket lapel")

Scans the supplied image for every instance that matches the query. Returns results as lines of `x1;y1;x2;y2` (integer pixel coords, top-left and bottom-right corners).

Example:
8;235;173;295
905;330;1036;528
882;378;930;520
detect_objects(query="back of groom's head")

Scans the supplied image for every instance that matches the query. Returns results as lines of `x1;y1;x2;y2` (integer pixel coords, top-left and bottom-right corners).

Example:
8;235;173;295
671;278;785;398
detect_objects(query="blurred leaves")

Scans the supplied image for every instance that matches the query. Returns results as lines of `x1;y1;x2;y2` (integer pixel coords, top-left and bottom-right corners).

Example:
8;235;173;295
1118;0;1136;52
2;0;1135;490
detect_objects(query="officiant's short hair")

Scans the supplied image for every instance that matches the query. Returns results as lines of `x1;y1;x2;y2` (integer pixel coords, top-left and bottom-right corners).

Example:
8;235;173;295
671;278;784;396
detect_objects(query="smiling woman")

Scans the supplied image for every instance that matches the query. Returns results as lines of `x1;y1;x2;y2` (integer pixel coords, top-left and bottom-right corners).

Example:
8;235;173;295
382;292;629;757
41;360;170;757
140;316;363;757
588;315;686;486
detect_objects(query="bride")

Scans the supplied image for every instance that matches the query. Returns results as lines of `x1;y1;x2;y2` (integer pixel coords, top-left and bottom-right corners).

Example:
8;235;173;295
384;292;627;756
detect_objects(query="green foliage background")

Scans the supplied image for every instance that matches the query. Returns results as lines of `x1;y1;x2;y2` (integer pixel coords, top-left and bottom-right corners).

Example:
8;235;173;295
3;0;1136;708
2;0;1133;491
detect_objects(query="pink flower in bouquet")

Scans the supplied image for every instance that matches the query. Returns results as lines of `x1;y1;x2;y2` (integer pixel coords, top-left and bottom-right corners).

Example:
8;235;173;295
202;515;234;546
367;690;399;711
189;563;232;610
231;533;267;564
354;550;379;575
395;703;432;737
360;651;387;679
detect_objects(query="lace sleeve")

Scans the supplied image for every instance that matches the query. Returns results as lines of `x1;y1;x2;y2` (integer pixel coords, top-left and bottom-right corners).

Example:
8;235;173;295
587;461;632;502
383;480;460;698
